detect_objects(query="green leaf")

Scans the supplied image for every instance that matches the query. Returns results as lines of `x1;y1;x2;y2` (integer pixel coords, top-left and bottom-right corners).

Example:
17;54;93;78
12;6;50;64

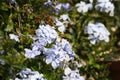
0;2;8;11
5;14;14;32
93;64;100;69
87;54;95;65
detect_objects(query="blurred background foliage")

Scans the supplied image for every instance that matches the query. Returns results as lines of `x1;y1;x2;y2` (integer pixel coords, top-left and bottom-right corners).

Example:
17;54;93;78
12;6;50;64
0;0;120;80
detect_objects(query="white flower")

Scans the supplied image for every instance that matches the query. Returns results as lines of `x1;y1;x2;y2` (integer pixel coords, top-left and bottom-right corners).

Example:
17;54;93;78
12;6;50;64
85;22;110;44
9;34;20;42
75;1;92;14
95;0;114;16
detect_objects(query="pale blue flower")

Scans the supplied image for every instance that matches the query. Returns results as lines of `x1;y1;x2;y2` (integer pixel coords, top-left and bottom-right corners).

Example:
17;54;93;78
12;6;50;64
58;26;66;34
59;14;70;21
44;1;71;14
52;3;62;14
24;46;40;58
85;22;110;44
55;14;71;34
32;41;45;52
55;3;62;11
75;1;92;14
95;0;114;16
9;34;20;42
56;39;75;59
35;24;58;45
54;3;71;14
55;18;66;33
24;24;58;58
15;68;46;80
44;39;75;69
44;45;65;69
63;67;85;80
44;0;61;14
61;39;75;59
44;0;52;5
55;18;64;26
62;3;71;11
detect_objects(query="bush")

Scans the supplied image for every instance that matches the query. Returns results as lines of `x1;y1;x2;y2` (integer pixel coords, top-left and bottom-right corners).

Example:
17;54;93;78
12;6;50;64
0;0;120;80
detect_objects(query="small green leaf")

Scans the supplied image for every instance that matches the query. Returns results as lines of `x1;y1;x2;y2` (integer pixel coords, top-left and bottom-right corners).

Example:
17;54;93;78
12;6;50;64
5;14;14;32
87;54;95;65
0;3;8;11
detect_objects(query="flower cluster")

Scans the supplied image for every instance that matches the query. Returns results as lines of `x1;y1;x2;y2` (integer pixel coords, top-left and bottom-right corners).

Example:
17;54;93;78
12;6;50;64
75;1;93;14
34;24;58;45
44;0;71;14
95;0;115;16
55;14;71;33
24;24;75;69
85;22;110;44
63;67;85;80
44;39;75;69
24;24;58;58
15;68;46;80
